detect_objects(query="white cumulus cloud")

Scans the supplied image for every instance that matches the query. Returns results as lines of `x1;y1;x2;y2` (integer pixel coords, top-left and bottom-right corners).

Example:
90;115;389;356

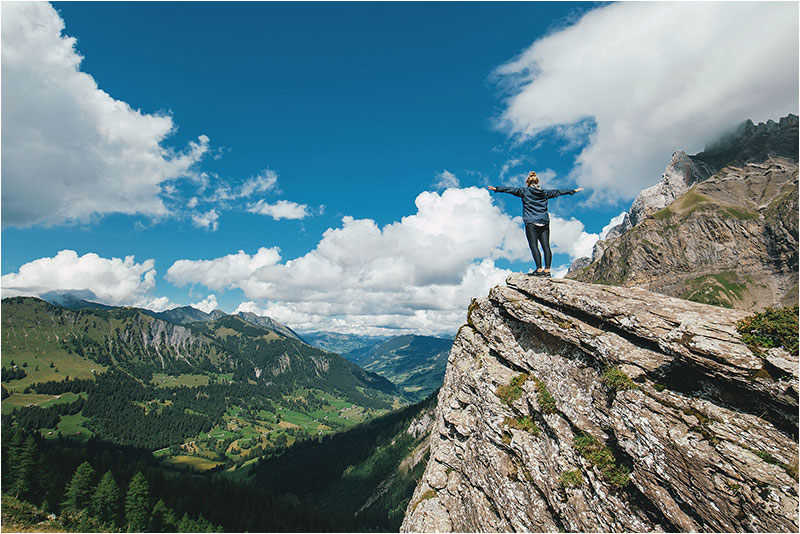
191;294;219;314
1;249;172;310
600;211;627;240
167;247;283;295
494;2;799;203
1;2;210;228
207;169;278;202
167;187;530;335
549;215;598;261
191;209;220;231
247;199;310;220
433;170;460;189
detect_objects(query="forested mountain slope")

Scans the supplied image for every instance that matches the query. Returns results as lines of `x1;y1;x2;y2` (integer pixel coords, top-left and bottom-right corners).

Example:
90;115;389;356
343;335;452;401
2;296;401;463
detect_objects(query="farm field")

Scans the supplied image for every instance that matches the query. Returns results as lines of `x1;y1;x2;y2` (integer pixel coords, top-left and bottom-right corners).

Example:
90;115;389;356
43;413;93;441
152;373;210;388
2;391;85;414
168;386;393;469
1;353;103;392
162;455;223;472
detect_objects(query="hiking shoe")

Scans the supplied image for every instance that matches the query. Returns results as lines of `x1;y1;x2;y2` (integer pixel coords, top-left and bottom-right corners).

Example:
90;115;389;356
531;270;546;276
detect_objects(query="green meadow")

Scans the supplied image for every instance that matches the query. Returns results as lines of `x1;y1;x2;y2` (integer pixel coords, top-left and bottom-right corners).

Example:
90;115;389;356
2;391;86;414
162;455;223;472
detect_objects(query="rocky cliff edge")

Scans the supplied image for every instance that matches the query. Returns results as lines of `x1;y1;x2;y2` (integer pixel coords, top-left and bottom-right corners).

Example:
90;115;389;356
401;275;798;532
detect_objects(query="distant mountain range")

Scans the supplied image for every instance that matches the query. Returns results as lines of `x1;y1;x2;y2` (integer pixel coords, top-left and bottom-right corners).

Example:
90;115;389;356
299;331;392;354
1;296;434;533
34;292;452;400
39;291;305;342
342;334;452;401
300;331;454;401
2;296;401;456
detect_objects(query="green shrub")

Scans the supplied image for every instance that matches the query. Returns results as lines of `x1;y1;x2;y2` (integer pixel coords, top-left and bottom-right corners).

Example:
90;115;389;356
755;450;778;464
558;469;583;488
503;416;540;435
496;373;529;405
532;378;558;414
736;305;799;357
601;366;637;392
572;433;630;489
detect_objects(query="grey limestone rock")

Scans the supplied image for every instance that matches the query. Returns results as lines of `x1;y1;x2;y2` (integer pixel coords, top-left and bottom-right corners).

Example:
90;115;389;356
401;276;798;533
569;156;799;310
623;150;715;231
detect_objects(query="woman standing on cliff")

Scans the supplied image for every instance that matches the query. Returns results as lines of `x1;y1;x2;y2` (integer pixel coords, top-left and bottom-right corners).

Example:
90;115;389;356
489;171;583;277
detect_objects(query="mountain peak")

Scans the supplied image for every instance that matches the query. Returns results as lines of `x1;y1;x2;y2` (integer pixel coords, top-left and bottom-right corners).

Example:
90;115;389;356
568;113;798;311
39;289;113;311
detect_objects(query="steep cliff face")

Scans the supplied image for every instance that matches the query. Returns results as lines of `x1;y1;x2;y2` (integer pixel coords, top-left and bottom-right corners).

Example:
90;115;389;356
402;275;798;532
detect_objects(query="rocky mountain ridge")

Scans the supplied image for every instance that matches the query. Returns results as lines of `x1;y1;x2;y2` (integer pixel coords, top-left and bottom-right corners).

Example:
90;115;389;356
402;275;798;532
617;114;798;233
569;114;798;310
38;290;305;342
2;296;399;406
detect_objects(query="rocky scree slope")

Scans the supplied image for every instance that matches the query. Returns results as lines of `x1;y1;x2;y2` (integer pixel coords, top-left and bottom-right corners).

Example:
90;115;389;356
569;114;798;310
402;275;798;532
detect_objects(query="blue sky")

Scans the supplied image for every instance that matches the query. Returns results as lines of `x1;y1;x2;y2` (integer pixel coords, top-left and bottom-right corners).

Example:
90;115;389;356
2;2;797;335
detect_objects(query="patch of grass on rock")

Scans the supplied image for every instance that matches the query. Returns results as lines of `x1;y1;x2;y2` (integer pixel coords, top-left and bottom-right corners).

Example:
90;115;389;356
736;305;798;357
532;378;558;414
573;432;631;489
503;415;540;434
496;373;529;406
558;469;583;488
601;366;637;392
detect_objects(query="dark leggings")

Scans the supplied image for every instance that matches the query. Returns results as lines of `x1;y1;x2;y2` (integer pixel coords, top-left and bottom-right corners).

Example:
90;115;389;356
525;223;552;269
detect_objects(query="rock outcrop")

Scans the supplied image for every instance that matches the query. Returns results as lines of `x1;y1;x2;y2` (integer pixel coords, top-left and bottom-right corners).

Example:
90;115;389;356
570;114;799;311
622;150;715;231
402;275;798;532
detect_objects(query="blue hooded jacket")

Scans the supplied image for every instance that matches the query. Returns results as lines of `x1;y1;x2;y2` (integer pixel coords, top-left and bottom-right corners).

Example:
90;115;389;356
493;186;576;225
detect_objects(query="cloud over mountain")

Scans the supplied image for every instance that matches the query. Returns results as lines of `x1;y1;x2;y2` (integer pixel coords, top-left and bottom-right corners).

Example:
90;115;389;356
494;2;799;203
1;2;211;228
1;250;172;311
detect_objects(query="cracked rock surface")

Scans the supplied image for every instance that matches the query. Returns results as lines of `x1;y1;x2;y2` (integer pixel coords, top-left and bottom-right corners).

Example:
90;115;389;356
401;276;798;533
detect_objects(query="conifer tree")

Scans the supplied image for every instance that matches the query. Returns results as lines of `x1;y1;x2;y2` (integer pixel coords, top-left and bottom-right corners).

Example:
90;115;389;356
92;471;120;527
62;461;96;512
125;471;150;532
151;499;177;532
8;430;37;498
177;512;195;532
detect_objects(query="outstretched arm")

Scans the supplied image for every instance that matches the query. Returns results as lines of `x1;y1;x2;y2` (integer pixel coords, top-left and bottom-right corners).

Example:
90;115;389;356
488;186;524;197
545;187;584;199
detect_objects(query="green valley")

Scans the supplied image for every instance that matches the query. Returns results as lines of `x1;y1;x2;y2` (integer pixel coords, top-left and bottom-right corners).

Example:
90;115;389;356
1;297;441;532
343;335;452;401
1;297;404;473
